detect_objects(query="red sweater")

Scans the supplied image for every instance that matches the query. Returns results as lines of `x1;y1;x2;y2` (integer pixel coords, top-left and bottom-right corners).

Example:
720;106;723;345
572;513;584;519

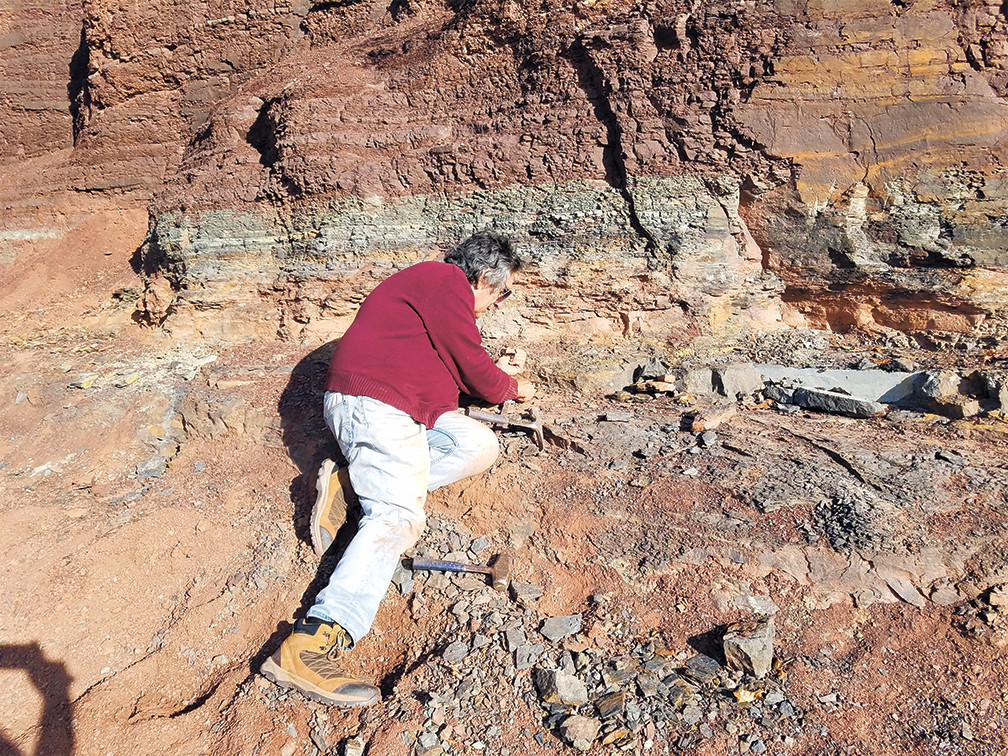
325;261;518;427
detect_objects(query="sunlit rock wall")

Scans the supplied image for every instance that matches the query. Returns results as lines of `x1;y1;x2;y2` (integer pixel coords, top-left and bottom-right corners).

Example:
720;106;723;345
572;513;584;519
2;0;1006;352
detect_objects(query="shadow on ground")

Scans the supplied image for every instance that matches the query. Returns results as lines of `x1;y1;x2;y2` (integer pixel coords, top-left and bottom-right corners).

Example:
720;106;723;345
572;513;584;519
0;643;74;756
255;340;363;669
687;626;727;664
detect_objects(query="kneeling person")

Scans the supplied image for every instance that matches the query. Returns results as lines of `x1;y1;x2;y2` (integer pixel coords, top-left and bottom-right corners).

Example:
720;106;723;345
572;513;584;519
261;231;534;705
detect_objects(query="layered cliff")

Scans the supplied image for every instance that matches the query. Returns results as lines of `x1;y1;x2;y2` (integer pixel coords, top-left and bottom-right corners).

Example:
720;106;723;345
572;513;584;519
2;0;1007;357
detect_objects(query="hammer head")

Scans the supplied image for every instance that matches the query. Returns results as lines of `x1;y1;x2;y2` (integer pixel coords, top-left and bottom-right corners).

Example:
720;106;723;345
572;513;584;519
489;552;512;591
526;408;544;450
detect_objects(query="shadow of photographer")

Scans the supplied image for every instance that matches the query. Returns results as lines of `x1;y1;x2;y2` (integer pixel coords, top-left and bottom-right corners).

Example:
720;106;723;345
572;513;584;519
0;642;74;756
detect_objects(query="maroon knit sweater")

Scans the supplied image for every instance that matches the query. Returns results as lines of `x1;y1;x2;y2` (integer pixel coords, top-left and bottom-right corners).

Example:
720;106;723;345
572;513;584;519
325;261;518;428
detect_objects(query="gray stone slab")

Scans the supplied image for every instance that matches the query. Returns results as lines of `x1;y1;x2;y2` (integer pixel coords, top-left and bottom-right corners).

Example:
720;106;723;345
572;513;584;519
682;368;715;397
790;391;887;421
757;364;923;404
791;387;885;418
713;363;764;399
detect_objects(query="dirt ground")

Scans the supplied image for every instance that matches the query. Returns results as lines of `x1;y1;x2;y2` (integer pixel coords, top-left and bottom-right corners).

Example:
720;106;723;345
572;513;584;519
1;201;1007;756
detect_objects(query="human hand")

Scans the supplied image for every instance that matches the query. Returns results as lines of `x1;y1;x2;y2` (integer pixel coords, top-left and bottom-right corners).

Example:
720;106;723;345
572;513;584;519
496;348;527;376
515;377;535;402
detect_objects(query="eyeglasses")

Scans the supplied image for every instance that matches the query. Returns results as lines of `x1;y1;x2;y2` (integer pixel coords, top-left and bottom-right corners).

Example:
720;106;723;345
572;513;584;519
495;286;512;305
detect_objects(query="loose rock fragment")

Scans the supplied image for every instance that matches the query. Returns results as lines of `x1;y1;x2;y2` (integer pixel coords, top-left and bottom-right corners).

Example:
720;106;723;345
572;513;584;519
595;690;625;719
791;387;885;418
690;403;737;432
723;616;775;678
935;449;967;466
684;653;721;686
635;358;669;381
681;704;703;724
640;379;678;393
533;667;589;705
602;655;637;685
442;640;468;665
115;371;140;387
602;411;632;423
510;581;544;606
881;358;914;372
417;731;440;749
601;727;633;746
68;373;98;389
516;643;544;670
504;628;527;651
559;715;601;751
541;614;582;641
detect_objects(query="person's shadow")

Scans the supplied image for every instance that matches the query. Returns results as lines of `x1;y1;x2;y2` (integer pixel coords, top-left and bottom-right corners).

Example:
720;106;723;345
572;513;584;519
249;341;364;672
0;642;74;755
275;340;344;539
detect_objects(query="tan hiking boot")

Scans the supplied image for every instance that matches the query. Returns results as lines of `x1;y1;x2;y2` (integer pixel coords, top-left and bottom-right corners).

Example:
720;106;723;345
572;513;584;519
311;459;358;556
260;618;380;706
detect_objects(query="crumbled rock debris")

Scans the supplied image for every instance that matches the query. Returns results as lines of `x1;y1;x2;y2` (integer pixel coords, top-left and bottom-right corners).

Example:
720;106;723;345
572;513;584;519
954;585;1008;639
373;512;807;754
812;489;892;554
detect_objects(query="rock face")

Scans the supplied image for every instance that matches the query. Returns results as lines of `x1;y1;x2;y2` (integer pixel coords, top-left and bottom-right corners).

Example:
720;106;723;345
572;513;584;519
2;0;1007;344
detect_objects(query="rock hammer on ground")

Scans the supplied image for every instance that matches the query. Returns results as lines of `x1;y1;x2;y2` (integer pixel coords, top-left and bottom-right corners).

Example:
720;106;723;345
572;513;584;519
409;552;512;591
465;405;544;450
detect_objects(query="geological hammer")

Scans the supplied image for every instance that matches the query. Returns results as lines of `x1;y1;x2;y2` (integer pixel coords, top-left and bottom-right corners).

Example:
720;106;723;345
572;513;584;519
410;552;512;591
465;406;544;450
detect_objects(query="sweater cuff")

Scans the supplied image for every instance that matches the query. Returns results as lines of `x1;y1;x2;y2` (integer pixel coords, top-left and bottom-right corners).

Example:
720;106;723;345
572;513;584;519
505;375;519;401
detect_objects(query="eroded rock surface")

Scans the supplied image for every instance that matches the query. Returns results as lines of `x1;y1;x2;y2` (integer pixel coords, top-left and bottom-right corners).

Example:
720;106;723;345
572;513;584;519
3;0;1008;345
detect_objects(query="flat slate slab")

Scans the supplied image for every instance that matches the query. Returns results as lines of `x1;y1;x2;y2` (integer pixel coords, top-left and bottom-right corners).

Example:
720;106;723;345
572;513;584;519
791;387;885;418
757;364;922;404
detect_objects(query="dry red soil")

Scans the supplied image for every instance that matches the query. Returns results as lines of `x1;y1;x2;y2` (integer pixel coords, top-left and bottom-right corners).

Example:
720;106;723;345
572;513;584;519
1;201;1006;756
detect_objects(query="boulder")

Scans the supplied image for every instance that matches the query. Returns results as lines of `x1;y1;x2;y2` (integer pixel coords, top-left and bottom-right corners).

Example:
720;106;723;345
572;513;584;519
918;370;961;400
713;363;765;399
682;369;715;397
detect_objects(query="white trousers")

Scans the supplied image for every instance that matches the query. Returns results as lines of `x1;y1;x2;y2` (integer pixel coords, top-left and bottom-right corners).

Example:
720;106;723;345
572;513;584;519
307;391;499;643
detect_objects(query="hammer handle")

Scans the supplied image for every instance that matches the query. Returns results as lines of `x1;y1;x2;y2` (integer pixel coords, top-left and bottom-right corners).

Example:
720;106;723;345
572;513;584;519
411;559;491;576
464;407;509;425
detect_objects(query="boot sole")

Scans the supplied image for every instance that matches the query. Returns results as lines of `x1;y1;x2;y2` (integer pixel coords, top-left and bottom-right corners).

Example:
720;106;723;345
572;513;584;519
310;459;337;557
260;653;380;707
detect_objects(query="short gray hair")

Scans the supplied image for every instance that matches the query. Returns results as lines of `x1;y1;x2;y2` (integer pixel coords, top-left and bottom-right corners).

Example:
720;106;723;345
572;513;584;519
444;231;522;289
